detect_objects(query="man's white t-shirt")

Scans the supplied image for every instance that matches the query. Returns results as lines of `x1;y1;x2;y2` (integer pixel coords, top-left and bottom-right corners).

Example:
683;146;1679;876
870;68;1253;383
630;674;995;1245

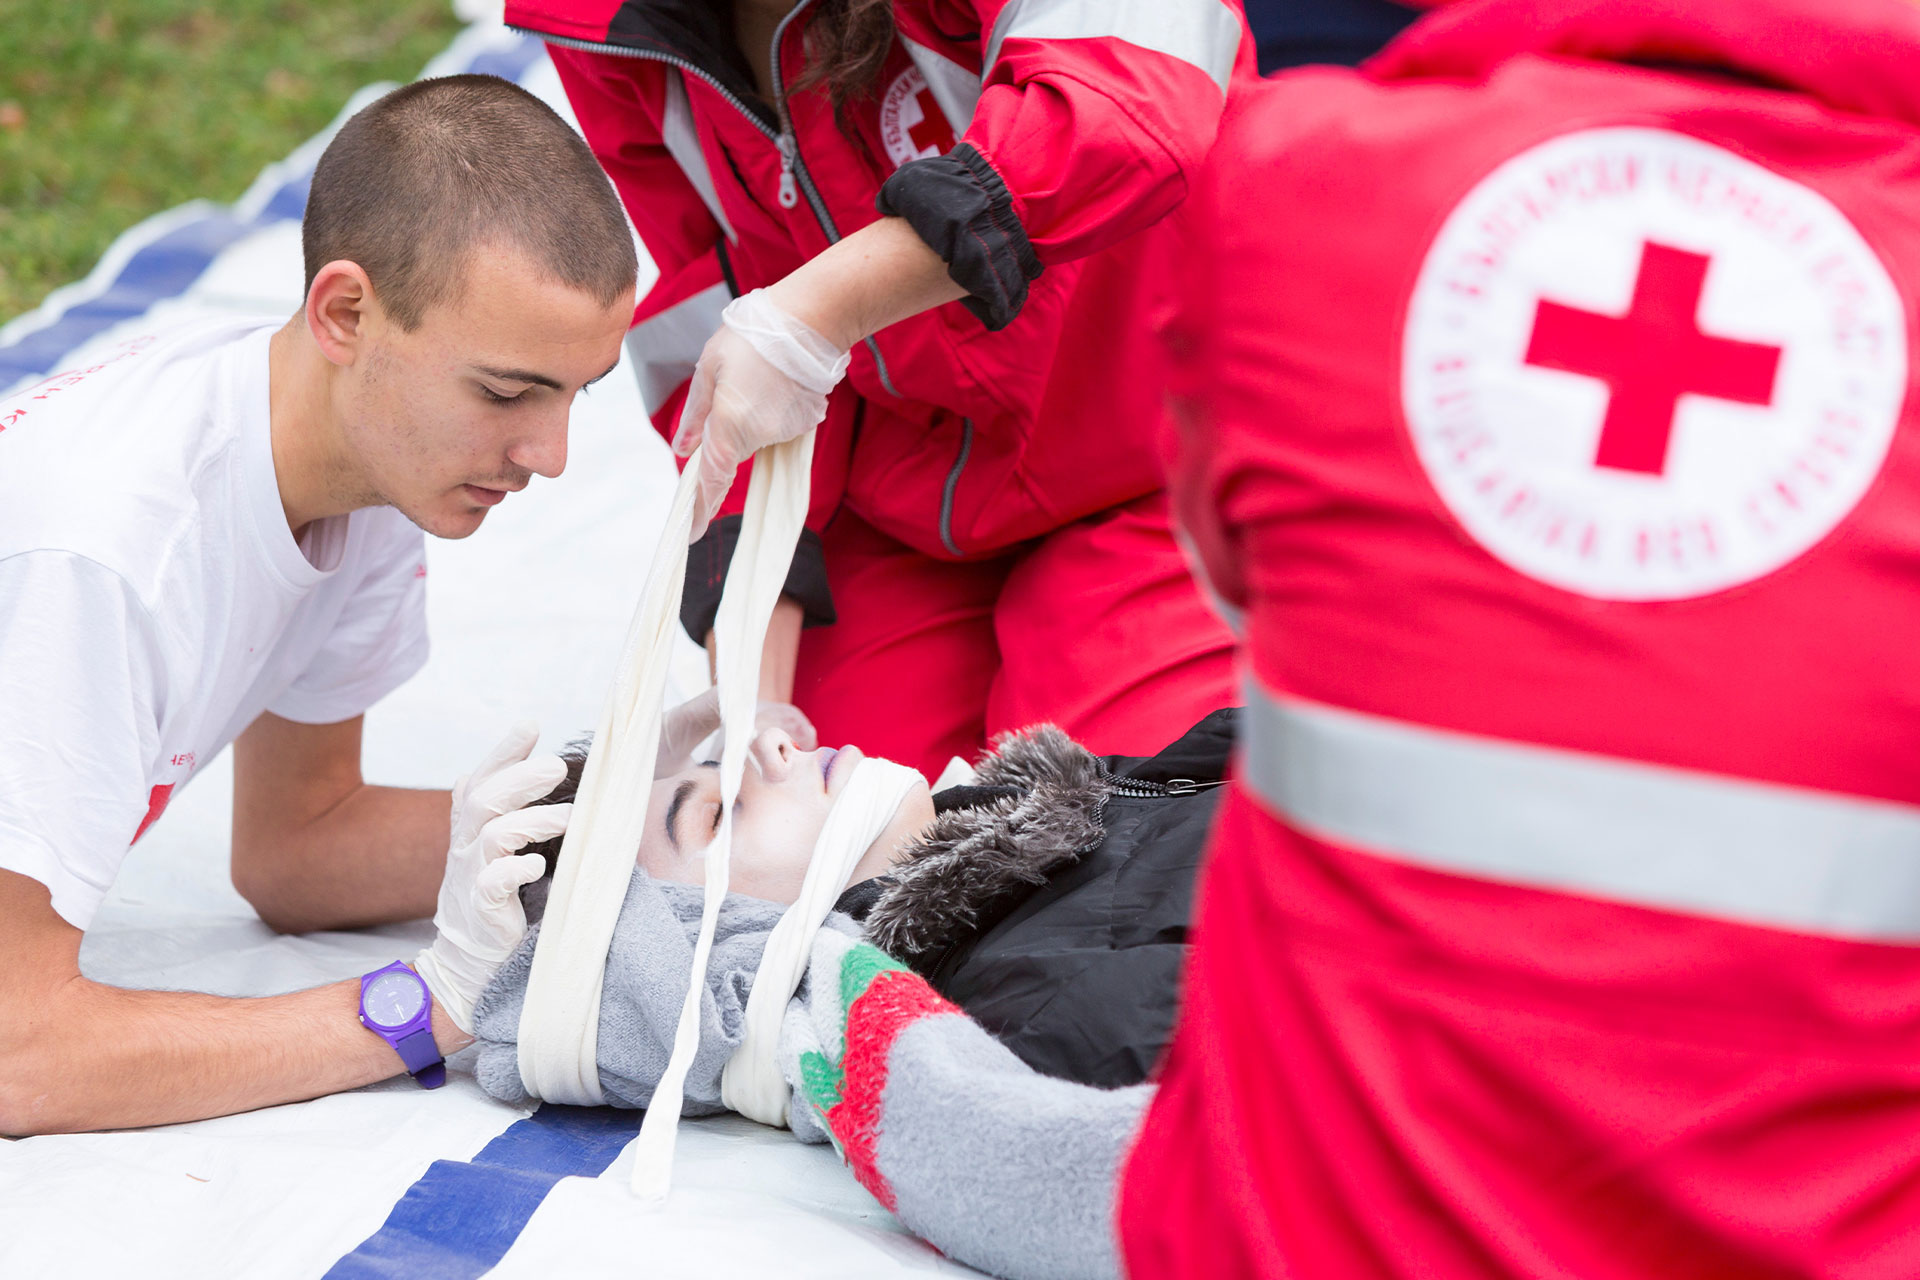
0;319;429;929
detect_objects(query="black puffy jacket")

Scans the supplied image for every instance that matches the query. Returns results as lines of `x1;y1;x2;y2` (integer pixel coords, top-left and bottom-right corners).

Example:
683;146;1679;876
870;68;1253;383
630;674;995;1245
849;709;1234;1088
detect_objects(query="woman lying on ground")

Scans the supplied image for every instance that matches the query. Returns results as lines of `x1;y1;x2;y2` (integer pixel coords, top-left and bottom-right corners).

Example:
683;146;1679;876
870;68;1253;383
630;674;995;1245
469;697;1234;1280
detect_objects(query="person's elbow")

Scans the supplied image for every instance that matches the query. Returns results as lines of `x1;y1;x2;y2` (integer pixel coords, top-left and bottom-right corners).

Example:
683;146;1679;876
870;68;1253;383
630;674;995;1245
0;1048;64;1137
0;996;85;1137
229;843;322;934
0;870;96;1134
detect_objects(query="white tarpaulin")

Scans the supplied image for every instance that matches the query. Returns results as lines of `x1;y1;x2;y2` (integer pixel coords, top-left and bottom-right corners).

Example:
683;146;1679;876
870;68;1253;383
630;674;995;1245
0;19;977;1280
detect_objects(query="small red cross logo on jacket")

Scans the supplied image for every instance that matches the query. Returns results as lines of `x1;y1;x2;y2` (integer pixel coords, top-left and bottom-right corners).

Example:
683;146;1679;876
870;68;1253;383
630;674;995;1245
881;68;957;168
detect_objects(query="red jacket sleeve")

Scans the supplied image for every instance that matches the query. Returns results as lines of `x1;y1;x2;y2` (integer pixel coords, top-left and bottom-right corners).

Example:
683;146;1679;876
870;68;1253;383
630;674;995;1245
882;0;1255;329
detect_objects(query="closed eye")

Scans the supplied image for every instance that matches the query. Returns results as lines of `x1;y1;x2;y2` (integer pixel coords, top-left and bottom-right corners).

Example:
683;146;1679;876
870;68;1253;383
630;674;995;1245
477;383;527;404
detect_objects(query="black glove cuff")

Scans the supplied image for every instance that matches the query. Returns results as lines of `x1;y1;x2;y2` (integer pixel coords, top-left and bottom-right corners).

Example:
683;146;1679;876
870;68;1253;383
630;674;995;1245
876;143;1043;332
680;515;836;642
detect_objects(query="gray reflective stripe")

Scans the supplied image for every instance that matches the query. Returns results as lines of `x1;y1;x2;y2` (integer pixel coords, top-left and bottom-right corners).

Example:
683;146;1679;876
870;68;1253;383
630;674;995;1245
863;335;900;399
626;281;728;417
938;418;974;556
901;35;981;133
1243;683;1920;941
984;0;1240;95
1171;524;1242;636
660;69;736;244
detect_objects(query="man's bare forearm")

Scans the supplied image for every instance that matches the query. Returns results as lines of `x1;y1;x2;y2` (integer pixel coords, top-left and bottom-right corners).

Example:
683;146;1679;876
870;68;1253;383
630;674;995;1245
0;870;468;1137
1;976;469;1136
234;782;449;933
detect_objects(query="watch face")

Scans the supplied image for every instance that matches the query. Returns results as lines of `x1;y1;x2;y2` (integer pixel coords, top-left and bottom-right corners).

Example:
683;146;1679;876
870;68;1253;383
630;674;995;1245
364;970;427;1030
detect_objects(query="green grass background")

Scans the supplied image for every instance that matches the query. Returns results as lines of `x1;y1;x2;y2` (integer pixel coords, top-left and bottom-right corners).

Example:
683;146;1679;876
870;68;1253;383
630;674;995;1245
0;0;461;327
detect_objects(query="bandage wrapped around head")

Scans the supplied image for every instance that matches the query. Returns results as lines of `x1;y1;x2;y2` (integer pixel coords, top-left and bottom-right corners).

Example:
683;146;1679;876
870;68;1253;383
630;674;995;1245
471;875;856;1113
499;426;923;1200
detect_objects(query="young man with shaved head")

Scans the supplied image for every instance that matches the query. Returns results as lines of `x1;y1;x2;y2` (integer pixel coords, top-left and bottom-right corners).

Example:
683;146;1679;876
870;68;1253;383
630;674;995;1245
0;75;637;1135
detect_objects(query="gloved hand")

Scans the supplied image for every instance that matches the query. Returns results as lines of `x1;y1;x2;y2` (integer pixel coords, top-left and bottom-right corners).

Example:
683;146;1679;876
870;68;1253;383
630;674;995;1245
415;722;571;1036
656;686;819;777
673;289;852;541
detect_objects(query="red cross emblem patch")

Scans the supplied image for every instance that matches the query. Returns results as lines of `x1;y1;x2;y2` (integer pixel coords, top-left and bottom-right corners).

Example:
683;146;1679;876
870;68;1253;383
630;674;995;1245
1401;128;1906;600
879;67;956;169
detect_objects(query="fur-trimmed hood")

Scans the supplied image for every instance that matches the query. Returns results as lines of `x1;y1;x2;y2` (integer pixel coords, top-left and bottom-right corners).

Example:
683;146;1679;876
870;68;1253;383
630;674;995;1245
863;724;1110;973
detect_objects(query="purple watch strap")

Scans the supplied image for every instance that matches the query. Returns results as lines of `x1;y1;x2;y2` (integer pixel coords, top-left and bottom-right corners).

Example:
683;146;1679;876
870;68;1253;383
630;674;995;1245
359;961;446;1090
393;1026;447;1088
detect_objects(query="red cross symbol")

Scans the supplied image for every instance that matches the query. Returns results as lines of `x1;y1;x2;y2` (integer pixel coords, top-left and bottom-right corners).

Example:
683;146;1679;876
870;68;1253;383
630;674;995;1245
1524;240;1782;476
907;87;955;155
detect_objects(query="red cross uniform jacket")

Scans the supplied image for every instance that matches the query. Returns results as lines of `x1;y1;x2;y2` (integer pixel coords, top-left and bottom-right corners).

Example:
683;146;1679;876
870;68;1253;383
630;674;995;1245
1124;1;1920;1277
503;0;1256;637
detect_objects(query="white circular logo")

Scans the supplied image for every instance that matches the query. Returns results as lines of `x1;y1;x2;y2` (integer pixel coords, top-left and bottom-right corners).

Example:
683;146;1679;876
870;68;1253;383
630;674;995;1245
879;67;955;169
1401;128;1906;601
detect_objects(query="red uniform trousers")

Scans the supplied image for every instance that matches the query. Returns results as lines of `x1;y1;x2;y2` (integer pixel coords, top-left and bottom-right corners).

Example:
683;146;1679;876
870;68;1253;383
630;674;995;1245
792;492;1235;781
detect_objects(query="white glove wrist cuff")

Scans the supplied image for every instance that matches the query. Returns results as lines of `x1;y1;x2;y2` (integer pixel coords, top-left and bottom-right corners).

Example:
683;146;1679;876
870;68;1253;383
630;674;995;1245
722;289;853;395
414;947;476;1036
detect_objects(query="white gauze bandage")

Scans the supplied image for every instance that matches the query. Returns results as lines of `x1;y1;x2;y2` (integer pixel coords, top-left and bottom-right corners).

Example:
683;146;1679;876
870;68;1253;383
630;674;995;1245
515;428;811;1150
518;289;872;1200
720;755;923;1126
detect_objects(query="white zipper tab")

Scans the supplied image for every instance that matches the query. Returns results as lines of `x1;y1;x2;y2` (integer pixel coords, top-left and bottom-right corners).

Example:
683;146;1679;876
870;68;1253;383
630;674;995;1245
776;133;799;209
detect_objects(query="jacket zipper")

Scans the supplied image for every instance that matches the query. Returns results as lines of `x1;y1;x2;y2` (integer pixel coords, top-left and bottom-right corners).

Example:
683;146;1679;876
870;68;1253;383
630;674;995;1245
938;417;973;556
1091;763;1222;850
523;15;902;397
768;1;831;226
526;30;780;142
774;133;800;209
766;3;902;397
1099;765;1224;800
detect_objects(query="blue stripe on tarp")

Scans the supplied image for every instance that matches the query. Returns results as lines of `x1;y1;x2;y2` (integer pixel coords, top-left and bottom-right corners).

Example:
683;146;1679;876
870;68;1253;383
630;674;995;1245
324;1104;641;1280
0;32;545;390
0;210;253;388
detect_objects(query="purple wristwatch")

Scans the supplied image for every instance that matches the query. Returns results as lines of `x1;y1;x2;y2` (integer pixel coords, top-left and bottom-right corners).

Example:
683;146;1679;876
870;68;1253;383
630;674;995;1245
359;961;445;1088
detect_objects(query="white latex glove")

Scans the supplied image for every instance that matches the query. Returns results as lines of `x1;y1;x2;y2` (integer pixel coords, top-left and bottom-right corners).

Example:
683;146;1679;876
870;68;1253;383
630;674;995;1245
415;722;571;1035
673;289;852;541
655;687;820;778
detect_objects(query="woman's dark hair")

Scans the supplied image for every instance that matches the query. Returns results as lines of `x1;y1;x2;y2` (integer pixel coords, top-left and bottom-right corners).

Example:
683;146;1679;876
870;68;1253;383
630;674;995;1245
798;0;897;129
